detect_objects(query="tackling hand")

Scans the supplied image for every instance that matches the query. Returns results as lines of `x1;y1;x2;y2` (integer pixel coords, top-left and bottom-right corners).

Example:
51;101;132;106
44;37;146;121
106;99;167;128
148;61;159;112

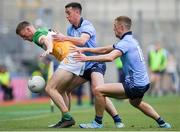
73;52;88;62
52;33;66;41
69;45;84;54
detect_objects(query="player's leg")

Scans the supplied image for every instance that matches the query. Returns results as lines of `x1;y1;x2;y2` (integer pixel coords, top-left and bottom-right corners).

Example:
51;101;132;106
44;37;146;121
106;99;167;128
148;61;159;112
46;68;76;128
92;72;122;118
60;91;70;110
66;76;87;93
95;82;127;122
55;52;86;111
79;82;126;128
127;83;171;128
80;66;123;128
45;69;74;112
79;62;123;128
52;77;86;127
129;98;171;128
79;72;105;128
96;82;171;128
94;82;127;114
90;63;123;128
63;76;87;110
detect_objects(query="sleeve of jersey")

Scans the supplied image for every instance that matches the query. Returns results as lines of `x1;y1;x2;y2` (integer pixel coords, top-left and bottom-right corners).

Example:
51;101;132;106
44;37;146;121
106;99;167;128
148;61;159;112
33;30;47;44
113;41;129;54
81;24;95;37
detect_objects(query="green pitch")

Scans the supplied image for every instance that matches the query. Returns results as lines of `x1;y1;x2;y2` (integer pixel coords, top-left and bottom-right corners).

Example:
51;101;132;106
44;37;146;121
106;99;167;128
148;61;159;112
0;95;179;131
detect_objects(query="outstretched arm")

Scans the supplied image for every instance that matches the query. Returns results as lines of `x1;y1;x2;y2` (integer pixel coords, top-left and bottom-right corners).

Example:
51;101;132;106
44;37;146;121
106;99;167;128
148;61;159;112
74;49;122;62
53;33;90;46
71;44;114;54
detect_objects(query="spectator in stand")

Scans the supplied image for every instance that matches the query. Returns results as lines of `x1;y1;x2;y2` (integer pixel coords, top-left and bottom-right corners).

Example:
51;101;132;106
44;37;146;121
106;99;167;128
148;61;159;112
148;42;168;96
0;65;14;101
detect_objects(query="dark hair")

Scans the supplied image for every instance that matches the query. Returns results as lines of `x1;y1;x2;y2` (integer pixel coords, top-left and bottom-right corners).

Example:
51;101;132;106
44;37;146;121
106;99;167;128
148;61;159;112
115;16;132;30
16;21;31;35
65;2;82;13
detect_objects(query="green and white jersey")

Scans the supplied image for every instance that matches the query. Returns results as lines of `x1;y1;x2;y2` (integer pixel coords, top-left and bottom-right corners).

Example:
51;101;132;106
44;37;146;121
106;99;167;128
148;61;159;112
32;27;49;49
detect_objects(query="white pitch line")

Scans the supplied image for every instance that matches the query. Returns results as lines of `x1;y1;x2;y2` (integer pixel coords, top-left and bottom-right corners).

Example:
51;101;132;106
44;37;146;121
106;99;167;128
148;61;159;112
0;108;92;122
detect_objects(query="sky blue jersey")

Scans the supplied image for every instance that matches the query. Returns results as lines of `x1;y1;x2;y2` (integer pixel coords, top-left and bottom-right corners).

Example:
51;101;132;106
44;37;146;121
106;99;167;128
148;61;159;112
67;18;97;70
113;31;150;86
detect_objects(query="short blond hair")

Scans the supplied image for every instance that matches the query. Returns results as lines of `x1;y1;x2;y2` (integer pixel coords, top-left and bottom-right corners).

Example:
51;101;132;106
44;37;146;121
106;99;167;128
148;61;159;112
115;16;132;30
16;21;31;35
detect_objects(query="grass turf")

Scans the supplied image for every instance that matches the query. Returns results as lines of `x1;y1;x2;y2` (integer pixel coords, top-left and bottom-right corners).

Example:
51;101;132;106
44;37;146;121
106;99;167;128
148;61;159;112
0;95;179;131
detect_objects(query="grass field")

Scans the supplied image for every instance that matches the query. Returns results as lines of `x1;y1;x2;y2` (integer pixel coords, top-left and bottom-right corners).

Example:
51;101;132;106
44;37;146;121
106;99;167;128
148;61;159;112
0;95;179;131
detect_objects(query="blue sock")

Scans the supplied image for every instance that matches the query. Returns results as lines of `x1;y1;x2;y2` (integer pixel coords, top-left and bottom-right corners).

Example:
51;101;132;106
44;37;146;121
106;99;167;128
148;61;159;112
156;117;165;125
113;114;122;123
95;115;103;124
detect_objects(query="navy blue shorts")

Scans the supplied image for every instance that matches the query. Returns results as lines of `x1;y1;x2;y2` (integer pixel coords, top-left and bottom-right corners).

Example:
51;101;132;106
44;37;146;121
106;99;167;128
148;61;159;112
122;82;150;99
80;62;106;81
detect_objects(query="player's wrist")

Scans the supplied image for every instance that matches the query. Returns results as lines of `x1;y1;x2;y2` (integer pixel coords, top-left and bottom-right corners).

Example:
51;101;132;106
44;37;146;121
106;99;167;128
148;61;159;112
81;48;87;53
86;56;92;61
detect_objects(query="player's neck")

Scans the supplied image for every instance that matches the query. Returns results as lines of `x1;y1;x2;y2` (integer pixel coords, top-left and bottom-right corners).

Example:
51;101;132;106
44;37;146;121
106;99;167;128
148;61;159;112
73;17;83;28
32;28;36;34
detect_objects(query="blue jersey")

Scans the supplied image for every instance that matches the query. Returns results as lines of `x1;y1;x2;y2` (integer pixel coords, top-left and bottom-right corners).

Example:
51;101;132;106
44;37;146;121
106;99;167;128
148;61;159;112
113;31;149;86
67;18;97;70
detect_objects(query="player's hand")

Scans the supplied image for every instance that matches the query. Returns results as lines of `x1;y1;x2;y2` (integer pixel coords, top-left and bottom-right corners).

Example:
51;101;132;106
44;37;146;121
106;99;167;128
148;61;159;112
69;45;84;54
73;53;88;62
52;33;66;41
40;49;52;57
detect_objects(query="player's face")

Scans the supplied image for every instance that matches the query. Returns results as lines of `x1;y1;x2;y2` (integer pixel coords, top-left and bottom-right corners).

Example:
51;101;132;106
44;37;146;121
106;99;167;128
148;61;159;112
19;27;33;41
113;21;122;38
113;21;126;38
65;7;80;25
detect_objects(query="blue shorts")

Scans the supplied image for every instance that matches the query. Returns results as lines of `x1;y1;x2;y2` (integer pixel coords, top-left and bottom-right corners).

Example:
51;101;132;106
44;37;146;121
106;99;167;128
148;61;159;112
80;62;106;81
122;82;150;99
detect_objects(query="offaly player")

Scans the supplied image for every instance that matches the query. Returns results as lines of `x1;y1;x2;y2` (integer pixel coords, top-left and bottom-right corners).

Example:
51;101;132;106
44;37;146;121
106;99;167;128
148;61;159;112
16;21;85;128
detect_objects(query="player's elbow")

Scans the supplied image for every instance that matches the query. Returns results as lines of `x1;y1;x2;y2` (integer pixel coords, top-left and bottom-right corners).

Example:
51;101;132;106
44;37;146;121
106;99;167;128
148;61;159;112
72;37;87;46
78;39;87;46
74;40;86;46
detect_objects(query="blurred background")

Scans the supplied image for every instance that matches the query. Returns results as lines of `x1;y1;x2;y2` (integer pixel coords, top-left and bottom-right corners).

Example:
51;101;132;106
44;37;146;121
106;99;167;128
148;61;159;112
0;0;180;102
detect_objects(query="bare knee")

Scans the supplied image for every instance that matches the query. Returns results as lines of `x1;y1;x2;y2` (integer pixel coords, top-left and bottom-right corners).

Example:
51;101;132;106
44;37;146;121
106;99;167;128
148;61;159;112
45;84;52;95
94;86;103;97
45;83;59;95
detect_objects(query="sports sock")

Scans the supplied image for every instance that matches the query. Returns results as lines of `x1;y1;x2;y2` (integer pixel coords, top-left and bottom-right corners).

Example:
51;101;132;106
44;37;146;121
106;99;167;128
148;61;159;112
62;112;72;120
95;115;103;124
113;114;122;123
156;117;165;125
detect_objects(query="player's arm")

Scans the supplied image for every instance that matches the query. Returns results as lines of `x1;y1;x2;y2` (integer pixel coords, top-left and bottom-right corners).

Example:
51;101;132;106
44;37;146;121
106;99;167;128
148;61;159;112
39;35;53;57
53;33;90;46
74;49;122;62
71;44;114;54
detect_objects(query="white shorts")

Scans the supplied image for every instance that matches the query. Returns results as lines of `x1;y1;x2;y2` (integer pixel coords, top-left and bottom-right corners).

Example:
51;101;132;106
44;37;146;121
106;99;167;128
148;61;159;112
58;52;85;76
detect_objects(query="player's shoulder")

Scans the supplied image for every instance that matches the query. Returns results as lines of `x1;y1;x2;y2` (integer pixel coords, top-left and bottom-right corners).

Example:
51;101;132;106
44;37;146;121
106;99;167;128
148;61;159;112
82;19;93;26
36;27;49;34
33;27;49;44
34;27;49;38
